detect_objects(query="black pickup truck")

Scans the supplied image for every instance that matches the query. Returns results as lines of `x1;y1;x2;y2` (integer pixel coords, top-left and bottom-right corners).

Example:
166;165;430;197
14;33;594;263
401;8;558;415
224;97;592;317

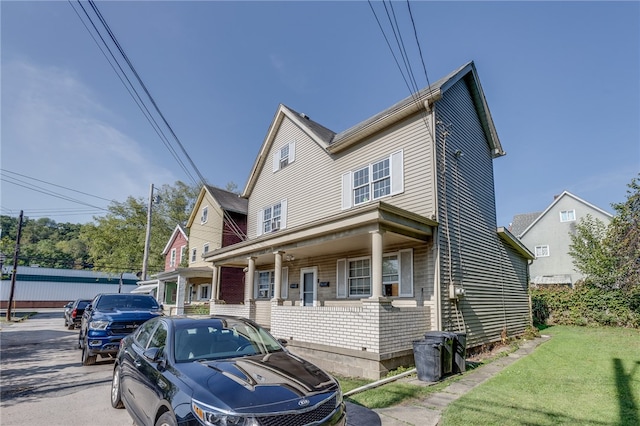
78;293;163;366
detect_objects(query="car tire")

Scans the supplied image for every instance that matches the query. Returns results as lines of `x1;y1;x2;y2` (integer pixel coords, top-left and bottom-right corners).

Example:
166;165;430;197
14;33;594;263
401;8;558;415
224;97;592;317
81;340;97;366
155;412;177;426
111;366;125;409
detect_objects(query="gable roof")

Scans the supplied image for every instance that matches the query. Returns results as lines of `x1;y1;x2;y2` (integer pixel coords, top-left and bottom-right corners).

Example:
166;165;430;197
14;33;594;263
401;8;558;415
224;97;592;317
161;224;188;255
186;185;248;227
242;61;504;197
517;191;613;238
509;211;542;237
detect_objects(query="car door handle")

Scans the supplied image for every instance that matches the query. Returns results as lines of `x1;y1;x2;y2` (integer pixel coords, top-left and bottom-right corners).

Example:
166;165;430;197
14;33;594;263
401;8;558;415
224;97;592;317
134;358;142;367
157;380;167;390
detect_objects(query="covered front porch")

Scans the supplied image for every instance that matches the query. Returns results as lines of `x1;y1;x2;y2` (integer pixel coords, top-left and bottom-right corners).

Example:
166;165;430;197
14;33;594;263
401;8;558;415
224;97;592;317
137;267;214;315
204;202;440;378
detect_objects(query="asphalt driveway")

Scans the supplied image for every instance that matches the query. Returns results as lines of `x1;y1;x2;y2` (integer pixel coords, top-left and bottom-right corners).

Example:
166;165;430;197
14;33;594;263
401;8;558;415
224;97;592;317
0;311;380;426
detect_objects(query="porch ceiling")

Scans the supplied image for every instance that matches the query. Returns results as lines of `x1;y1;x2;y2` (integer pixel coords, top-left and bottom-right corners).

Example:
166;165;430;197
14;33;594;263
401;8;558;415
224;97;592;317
205;202;437;268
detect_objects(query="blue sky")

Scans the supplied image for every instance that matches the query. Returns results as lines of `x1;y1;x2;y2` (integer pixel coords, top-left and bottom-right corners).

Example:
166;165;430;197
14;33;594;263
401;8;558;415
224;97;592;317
1;1;638;228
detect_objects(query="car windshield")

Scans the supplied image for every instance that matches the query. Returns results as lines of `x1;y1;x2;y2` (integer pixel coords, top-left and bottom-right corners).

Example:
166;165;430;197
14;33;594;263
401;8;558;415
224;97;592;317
95;295;159;310
174;318;283;363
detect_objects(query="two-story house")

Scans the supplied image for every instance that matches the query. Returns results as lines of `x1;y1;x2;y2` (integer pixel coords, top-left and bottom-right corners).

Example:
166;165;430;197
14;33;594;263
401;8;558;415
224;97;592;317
139;185;248;314
510;191;613;286
204;61;534;379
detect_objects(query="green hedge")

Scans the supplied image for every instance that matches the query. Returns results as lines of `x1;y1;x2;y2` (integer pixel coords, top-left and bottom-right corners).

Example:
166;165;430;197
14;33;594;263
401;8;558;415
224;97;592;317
531;284;640;328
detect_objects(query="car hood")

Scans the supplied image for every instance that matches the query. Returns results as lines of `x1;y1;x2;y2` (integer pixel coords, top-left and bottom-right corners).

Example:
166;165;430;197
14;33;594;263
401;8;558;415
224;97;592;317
93;309;162;321
175;351;339;413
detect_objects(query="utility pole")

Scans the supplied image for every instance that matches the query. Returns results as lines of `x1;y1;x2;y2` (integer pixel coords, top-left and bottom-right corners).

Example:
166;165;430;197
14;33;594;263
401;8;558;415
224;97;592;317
141;183;154;281
6;211;23;321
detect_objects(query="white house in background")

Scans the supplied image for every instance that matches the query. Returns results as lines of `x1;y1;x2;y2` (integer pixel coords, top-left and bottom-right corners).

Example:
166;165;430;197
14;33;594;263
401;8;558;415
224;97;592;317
510;191;613;286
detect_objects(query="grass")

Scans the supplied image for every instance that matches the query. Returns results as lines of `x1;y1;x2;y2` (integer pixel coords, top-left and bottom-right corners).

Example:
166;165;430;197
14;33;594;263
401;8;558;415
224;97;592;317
441;326;640;425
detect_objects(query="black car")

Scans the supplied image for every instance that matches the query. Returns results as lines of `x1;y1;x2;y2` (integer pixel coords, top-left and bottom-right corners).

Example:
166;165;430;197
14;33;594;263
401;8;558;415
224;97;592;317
64;298;92;330
111;315;346;426
79;293;163;366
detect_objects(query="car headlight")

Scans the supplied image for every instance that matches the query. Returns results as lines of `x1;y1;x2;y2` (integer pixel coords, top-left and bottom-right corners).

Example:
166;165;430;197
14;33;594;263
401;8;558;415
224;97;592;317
191;399;258;426
89;320;109;330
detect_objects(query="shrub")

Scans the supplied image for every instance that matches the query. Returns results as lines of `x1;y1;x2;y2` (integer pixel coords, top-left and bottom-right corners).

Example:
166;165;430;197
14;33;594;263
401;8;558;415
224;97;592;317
531;283;640;328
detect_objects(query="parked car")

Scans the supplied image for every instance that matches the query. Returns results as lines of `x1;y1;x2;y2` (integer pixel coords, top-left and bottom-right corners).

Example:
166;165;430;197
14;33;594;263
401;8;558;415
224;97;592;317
110;315;346;426
64;299;92;330
63;301;73;326
79;293;163;366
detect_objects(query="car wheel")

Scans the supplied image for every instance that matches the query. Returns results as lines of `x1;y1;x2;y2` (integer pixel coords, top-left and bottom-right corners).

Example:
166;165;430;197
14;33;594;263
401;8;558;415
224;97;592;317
111;366;125;409
81;340;97;366
155;412;177;426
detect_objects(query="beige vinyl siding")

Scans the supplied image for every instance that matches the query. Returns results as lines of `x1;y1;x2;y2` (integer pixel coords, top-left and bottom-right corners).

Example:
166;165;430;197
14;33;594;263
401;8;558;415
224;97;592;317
435;77;530;347
189;194;224;268
247;113;436;239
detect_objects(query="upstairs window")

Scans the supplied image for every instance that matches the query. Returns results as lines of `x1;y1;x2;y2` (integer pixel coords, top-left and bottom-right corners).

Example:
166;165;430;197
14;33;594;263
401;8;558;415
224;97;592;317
256;199;288;236
273;141;296;172
191;248;197;263
535;245;550;258
170;248;177;268
560;210;576;222
201;206;209;224
203;243;210;254
342;150;403;209
180;245;187;264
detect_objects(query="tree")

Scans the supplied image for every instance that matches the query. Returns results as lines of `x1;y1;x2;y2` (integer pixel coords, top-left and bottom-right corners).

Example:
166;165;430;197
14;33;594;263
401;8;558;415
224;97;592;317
608;175;640;290
79;181;199;275
568;214;616;287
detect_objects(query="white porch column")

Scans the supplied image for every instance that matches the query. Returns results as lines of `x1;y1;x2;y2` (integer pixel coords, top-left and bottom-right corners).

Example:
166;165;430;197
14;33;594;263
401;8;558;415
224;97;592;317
176;275;186;315
370;229;384;299
157;280;165;305
245;257;256;303
211;265;220;301
272;251;284;302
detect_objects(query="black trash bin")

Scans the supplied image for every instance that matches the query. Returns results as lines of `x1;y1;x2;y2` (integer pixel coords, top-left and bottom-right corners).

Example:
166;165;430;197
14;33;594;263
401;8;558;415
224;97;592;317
412;339;442;382
424;331;454;376
452;332;467;373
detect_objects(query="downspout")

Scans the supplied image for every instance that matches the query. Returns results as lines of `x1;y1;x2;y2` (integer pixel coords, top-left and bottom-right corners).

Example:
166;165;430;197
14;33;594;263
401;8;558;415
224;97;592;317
429;101;442;331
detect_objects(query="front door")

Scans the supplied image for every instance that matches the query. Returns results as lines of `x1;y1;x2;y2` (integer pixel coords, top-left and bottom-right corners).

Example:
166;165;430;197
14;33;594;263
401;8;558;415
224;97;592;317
301;269;315;306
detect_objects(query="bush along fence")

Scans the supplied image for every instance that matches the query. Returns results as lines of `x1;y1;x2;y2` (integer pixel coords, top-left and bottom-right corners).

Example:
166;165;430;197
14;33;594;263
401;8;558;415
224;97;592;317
531;282;640;328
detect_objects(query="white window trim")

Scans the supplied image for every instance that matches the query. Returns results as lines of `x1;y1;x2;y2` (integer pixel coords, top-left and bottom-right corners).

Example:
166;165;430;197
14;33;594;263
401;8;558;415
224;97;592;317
203;243;210;255
347;256;372;298
341;150;404;210
191;248;197;263
273;141;296;172
336;249;413;298
199;284;211;301
560;209;576;222
201;206;209;224
535;245;550;258
254;267;289;299
170;248;177;268
256;199;287;236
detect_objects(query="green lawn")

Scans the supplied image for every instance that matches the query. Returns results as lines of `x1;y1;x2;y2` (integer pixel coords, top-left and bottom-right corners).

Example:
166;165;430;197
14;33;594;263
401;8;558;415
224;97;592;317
441;326;640;425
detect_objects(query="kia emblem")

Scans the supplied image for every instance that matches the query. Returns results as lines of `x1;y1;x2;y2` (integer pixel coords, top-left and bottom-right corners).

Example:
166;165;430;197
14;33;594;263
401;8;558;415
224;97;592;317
298;398;310;407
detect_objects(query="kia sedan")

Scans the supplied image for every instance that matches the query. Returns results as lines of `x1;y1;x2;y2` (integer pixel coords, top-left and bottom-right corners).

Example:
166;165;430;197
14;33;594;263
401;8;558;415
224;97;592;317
111;315;346;426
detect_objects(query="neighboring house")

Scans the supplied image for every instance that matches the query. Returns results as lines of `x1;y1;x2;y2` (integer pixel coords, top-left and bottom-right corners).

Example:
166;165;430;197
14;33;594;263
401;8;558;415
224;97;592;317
162;224;188;272
137;186;248;313
510;191;613;286
202;61;534;379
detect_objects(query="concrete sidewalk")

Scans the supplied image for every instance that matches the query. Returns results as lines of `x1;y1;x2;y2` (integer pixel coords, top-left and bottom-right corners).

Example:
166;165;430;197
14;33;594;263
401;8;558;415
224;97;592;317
370;335;551;426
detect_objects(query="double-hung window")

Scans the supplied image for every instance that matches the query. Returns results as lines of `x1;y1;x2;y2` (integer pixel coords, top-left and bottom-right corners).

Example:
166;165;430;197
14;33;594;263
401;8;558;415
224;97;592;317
191;248;197;263
336;249;413;298
273;141;296;172
203;243;210;255
257;200;287;236
170;248;177;268
342;150;403;209
257;271;275;299
201;206;208;224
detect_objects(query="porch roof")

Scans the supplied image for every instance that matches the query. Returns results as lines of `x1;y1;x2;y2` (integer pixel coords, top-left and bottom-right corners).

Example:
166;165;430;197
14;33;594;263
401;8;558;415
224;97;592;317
152;266;213;282
203;202;437;267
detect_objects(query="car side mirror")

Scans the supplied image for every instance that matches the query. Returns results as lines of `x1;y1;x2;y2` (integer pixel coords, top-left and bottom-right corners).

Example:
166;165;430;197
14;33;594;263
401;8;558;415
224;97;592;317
144;347;164;362
277;338;288;347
